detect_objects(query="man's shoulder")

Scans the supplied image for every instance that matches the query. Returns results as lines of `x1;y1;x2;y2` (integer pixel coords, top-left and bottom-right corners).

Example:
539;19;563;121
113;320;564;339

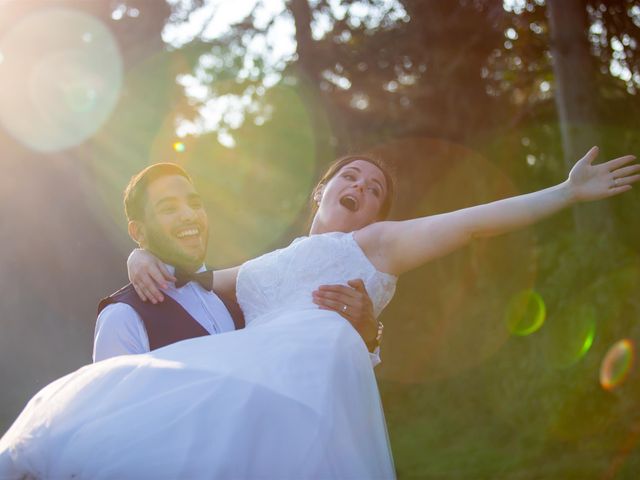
98;284;142;315
97;302;140;324
99;300;137;314
104;283;138;302
94;297;148;362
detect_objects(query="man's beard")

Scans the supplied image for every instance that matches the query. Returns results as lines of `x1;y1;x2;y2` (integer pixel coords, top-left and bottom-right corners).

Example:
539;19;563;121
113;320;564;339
145;224;207;271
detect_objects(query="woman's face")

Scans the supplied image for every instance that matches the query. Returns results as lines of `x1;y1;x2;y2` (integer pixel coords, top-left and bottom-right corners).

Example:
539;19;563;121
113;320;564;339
314;159;388;233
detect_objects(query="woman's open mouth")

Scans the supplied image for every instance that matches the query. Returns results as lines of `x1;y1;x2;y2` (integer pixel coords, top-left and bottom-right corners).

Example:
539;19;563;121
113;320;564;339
339;195;359;212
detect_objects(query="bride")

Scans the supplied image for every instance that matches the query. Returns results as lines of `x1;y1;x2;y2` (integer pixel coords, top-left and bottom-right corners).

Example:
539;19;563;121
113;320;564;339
0;148;638;479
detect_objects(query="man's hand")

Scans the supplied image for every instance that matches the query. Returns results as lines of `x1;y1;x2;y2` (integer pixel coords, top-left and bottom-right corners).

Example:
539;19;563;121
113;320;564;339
127;249;175;303
312;279;378;350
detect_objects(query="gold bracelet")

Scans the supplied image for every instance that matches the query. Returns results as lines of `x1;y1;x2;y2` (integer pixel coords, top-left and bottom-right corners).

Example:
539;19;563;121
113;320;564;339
375;320;384;346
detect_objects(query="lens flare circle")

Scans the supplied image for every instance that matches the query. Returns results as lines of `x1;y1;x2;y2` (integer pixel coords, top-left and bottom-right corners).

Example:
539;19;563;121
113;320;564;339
505;289;546;336
600;339;635;391
0;8;122;152
545;304;597;369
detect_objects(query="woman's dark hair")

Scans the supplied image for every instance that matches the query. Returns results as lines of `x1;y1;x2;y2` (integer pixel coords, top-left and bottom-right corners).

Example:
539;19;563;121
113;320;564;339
310;154;396;221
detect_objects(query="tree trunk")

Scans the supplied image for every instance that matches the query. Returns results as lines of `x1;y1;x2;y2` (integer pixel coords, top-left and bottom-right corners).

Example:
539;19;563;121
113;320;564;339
547;0;614;234
289;0;350;155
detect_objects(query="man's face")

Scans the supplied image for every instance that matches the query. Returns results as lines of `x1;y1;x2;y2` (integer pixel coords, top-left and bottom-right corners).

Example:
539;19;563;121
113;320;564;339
137;174;209;271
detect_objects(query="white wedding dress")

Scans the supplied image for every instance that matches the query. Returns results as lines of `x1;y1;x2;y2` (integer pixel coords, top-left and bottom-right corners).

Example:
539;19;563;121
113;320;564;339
0;232;397;479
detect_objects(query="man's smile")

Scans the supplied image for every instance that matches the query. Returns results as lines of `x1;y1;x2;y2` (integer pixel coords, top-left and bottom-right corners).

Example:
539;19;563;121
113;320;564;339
176;226;201;239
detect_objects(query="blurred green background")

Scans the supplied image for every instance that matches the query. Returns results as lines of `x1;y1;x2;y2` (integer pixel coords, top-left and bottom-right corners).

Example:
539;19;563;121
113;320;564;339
0;1;639;478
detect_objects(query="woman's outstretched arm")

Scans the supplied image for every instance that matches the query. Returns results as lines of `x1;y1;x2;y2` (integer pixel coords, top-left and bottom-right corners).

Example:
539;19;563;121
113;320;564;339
357;147;639;276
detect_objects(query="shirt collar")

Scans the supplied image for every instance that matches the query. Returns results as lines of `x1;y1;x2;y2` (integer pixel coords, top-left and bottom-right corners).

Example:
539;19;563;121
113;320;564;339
164;263;207;275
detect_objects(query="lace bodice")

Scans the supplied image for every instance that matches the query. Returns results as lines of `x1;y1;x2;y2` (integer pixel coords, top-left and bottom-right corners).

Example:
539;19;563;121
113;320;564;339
237;232;396;326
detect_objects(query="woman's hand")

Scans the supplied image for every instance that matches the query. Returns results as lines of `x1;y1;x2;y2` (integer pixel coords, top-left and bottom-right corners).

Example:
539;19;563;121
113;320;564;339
127;249;176;303
567;147;639;202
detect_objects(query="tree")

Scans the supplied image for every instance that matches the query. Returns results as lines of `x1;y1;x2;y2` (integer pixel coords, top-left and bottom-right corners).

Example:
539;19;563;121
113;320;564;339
548;0;613;233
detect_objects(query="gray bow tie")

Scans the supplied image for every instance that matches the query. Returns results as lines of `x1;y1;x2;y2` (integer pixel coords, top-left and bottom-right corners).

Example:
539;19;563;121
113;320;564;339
174;270;213;290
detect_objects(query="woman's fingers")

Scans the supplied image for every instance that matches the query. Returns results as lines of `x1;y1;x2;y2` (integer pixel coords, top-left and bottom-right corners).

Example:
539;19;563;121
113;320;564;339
132;276;162;304
134;272;165;304
145;285;164;304
149;264;170;290
612;164;640;178
613;174;640;187
608;185;633;196
158;262;176;283
147;279;165;303
605;155;636;172
126;249;172;303
580;146;599;165
132;283;148;302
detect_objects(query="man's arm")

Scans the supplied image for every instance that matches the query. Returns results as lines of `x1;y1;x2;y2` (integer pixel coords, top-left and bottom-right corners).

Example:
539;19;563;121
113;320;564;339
93;303;150;362
312;279;383;367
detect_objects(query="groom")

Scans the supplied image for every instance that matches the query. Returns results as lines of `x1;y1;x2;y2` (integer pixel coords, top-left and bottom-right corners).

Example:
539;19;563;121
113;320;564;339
94;163;381;362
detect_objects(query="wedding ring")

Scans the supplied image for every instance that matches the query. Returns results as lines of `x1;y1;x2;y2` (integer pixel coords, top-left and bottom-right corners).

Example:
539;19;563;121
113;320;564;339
613;178;619;187
342;304;348;313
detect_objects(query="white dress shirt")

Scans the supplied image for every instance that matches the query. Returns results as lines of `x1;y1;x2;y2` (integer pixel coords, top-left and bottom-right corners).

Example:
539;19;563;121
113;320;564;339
93;265;235;362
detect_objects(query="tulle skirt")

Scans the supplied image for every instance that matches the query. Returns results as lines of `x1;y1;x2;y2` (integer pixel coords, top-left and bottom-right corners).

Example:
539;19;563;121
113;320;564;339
0;308;395;479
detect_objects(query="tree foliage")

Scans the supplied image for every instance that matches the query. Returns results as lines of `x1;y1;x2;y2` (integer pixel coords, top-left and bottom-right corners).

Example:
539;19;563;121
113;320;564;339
166;0;640;150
